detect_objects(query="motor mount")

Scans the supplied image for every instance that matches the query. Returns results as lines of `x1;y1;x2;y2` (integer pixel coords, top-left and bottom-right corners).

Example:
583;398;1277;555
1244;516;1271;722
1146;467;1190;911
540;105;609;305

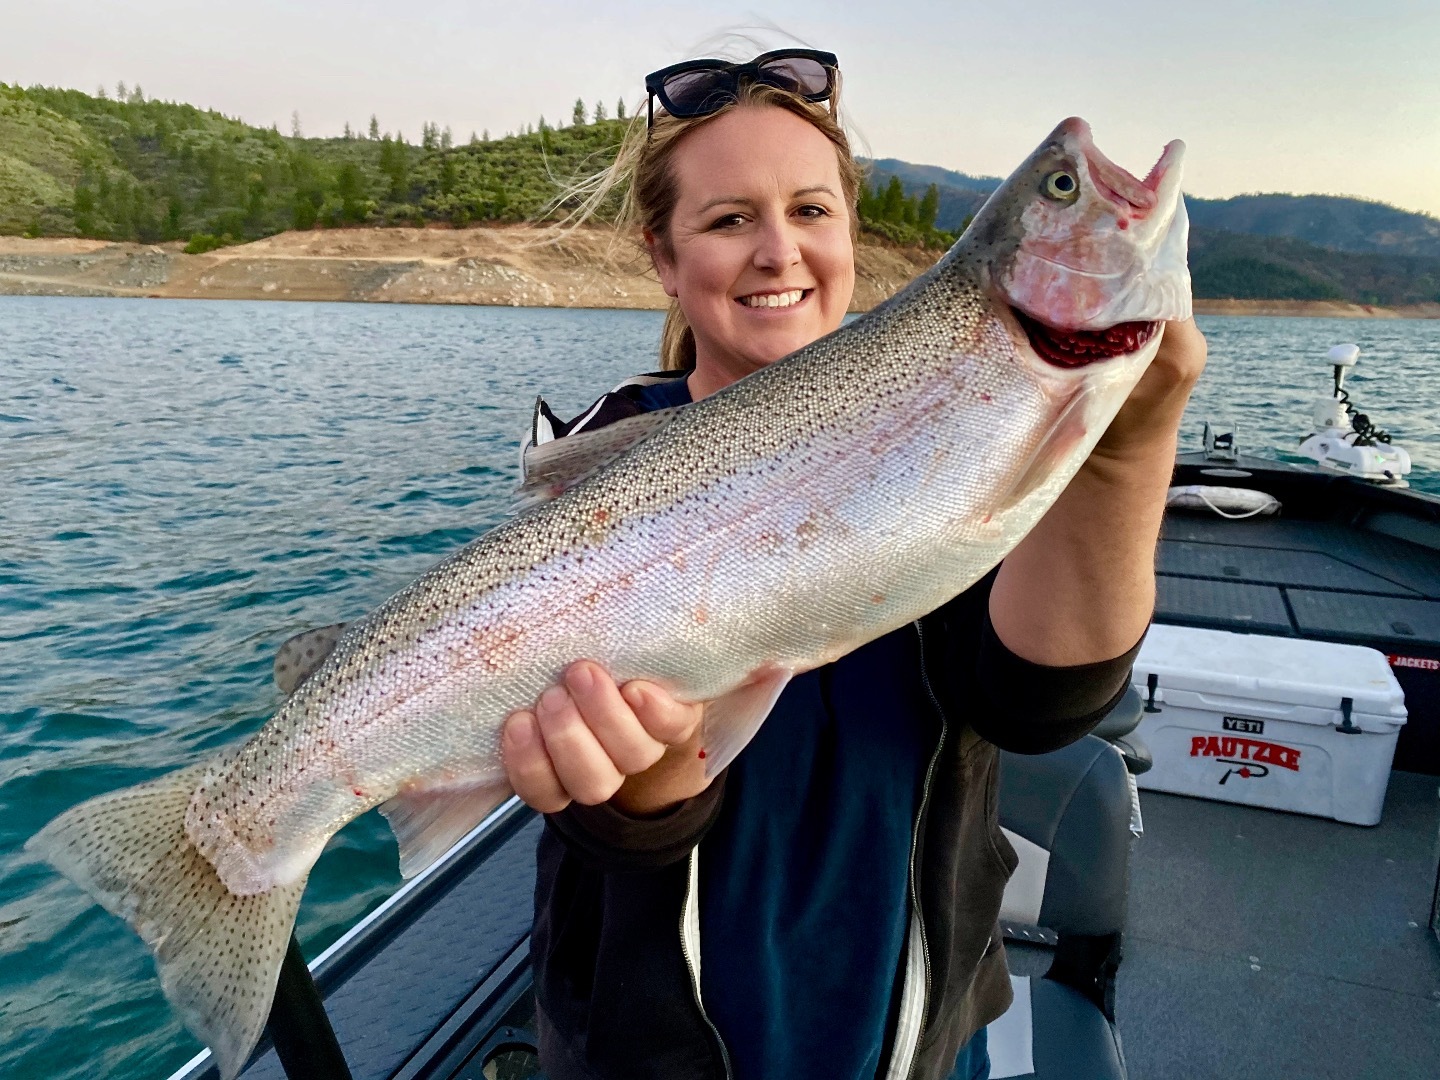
1297;343;1411;486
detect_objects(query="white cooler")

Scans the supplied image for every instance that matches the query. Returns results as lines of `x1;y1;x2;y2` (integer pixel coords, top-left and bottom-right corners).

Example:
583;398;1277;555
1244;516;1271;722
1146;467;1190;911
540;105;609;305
1133;625;1407;825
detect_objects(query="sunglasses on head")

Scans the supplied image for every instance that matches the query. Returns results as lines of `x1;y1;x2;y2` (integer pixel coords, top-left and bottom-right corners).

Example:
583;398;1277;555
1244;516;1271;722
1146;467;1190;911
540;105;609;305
644;49;840;128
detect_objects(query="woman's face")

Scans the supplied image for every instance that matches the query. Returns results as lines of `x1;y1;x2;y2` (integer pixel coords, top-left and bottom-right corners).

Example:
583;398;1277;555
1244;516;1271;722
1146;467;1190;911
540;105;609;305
649;105;856;397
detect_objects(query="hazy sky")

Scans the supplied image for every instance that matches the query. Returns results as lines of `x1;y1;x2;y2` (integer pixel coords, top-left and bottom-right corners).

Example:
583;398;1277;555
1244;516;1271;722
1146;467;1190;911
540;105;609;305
4;1;1438;215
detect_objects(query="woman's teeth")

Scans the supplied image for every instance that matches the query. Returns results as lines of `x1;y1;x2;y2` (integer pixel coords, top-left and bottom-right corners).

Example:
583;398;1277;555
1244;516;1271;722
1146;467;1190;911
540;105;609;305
741;289;806;309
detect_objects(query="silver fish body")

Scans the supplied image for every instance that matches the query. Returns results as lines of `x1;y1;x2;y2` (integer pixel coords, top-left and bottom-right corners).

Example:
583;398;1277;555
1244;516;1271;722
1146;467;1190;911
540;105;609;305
30;116;1191;1078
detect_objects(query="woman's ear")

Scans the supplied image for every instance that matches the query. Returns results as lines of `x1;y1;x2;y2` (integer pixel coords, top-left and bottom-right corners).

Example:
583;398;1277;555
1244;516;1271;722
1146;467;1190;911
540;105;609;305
643;227;680;299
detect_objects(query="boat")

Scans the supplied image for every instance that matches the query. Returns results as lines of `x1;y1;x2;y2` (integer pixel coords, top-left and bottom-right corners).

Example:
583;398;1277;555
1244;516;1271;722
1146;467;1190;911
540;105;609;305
164;343;1440;1080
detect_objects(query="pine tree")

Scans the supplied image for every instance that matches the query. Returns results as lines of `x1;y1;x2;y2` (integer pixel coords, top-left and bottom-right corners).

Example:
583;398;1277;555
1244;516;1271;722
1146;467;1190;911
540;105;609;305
616;98;626;121
96;85;108;100
917;183;940;231
421;122;437;150
73;182;96;235
482;128;490;142
573;97;587;126
343;121;353;140
440;125;453;150
857;180;878;221
291;110;303;139
130;85;145;104
881;176;905;223
368;114;380;140
593;100;607;123
116;81;127;101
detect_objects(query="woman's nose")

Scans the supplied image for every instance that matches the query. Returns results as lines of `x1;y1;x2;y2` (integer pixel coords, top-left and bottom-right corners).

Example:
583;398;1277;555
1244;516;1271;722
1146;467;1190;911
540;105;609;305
752;220;801;272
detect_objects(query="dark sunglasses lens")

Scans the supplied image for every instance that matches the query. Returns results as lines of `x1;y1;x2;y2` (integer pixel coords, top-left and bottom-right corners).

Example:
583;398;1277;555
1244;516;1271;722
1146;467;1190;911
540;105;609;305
661;69;738;116
756;56;831;97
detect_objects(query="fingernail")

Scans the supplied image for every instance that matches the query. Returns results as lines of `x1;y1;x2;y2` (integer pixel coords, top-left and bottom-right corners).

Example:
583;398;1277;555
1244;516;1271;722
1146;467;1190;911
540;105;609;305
566;663;595;695
621;682;645;710
540;685;570;713
507;714;534;748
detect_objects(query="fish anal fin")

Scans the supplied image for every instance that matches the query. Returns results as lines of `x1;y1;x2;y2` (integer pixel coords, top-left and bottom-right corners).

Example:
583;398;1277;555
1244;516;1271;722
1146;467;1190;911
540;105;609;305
274;622;349;696
513;406;686;512
992;387;1093;516
380;777;514;879
700;666;793;779
27;762;307;1080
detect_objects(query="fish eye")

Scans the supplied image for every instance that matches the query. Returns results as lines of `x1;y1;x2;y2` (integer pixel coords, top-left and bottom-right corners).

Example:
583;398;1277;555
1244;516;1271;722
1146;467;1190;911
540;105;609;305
1043;170;1079;201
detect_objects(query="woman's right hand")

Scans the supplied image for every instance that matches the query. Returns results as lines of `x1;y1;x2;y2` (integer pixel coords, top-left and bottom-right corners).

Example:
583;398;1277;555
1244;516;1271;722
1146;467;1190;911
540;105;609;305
502;661;711;817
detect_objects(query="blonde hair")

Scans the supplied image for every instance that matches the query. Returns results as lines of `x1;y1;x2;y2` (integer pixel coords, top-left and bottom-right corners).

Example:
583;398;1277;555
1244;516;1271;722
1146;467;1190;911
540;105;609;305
563;79;862;371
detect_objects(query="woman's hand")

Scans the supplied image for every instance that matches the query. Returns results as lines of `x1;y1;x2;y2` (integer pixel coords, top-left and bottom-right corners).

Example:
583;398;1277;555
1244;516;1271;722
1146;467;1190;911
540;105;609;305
502;661;710;817
1093;317;1208;461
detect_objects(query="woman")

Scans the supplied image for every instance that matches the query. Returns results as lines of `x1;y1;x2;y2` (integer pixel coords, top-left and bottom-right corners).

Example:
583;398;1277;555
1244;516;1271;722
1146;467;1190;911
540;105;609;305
501;49;1206;1080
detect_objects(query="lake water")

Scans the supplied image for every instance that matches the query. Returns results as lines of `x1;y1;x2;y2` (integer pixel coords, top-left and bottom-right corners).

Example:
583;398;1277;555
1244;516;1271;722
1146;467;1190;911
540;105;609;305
2;297;1438;1079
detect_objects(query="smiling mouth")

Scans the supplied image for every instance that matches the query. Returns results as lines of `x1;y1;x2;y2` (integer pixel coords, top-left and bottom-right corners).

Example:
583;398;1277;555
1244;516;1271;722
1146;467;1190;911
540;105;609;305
737;288;811;309
1013;308;1159;368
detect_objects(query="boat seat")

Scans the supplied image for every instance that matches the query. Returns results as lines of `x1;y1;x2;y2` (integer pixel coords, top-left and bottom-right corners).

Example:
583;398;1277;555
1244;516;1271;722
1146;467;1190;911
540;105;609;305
1089;686;1153;775
989;734;1134;1080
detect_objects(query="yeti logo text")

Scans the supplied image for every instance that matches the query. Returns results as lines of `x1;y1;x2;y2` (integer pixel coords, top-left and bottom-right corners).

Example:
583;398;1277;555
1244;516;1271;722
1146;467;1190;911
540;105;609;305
1189;735;1301;782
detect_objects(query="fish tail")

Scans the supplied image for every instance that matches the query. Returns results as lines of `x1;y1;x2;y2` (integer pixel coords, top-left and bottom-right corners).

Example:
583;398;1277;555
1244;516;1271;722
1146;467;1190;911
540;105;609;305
26;762;308;1080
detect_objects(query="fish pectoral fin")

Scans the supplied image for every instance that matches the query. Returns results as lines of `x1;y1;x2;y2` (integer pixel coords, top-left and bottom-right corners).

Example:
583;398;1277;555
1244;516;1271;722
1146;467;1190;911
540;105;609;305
380;777;514;879
700;666;793;780
273;622;349;696
26;761;307;1080
513;405;687;512
990;386;1094;517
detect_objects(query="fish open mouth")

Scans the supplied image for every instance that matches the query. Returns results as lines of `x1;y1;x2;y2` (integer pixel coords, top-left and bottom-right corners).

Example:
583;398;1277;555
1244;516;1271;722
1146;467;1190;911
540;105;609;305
1014;308;1160;368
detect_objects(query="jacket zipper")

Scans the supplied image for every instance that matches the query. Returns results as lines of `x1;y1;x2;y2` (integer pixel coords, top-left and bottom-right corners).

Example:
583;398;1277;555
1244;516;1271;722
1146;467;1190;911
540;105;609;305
679;846;734;1079
902;618;949;1080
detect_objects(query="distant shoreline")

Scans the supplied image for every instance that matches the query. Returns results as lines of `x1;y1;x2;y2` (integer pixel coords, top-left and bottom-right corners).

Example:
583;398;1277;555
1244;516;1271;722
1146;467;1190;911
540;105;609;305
2;228;1437;319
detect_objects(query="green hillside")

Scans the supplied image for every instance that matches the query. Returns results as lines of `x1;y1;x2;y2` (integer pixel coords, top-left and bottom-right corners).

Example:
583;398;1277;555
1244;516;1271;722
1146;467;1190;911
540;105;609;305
0;83;646;244
0;83;952;251
1189;227;1440;306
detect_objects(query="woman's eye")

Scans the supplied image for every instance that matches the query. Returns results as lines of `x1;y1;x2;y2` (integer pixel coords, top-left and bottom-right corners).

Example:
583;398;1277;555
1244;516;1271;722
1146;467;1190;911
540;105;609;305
796;204;828;218
710;213;746;229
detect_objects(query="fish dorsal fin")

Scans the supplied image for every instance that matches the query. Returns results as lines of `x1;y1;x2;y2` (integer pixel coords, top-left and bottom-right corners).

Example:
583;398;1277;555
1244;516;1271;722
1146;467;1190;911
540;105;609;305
513;405;686;512
990;386;1094;517
379;778;514;878
699;666;793;779
273;622;349;696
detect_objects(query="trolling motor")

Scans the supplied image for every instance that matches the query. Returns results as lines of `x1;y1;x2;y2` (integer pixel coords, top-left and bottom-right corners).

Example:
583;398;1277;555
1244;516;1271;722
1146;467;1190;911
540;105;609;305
1297;343;1411;486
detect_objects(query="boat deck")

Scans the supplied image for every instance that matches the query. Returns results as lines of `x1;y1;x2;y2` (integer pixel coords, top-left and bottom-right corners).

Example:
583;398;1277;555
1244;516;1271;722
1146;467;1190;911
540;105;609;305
1010;771;1440;1079
1160;453;1440;775
173;453;1440;1080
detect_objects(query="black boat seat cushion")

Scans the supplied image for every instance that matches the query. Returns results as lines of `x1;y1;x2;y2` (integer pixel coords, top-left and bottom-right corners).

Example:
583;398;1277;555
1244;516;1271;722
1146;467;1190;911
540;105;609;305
988;735;1133;1079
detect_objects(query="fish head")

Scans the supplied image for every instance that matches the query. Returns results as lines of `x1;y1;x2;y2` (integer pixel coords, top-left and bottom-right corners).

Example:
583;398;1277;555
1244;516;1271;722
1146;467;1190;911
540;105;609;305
963;116;1190;382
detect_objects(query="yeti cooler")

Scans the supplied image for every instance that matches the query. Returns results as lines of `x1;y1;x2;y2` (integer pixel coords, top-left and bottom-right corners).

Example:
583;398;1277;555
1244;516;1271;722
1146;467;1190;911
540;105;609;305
1133;625;1406;825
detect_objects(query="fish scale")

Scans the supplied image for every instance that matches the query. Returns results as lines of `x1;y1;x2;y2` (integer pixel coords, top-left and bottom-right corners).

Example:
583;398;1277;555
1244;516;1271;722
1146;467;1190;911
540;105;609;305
29;116;1191;1079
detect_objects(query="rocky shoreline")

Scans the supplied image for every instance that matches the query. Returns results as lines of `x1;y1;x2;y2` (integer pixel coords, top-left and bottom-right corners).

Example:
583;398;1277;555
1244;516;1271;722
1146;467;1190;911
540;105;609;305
0;227;938;311
2;227;1436;319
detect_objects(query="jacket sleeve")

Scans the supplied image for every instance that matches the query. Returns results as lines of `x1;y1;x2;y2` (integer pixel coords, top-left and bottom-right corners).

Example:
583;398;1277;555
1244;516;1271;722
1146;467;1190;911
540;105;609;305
931;568;1144;755
544;770;729;872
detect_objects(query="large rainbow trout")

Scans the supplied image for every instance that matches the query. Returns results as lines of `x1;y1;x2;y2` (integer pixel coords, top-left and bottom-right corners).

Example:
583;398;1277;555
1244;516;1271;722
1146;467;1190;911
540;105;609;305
30;117;1190;1077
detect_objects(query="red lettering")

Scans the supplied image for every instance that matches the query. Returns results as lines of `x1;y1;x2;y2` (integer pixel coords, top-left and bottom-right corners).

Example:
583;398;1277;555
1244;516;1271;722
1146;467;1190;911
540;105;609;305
1187;734;1302;771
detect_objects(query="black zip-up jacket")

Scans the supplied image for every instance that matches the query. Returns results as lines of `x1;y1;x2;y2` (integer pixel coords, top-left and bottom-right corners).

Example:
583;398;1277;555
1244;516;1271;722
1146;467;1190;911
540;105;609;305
528;376;1140;1080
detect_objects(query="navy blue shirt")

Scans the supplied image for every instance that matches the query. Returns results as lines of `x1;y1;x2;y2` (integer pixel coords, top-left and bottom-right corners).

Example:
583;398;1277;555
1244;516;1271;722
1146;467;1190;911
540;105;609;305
632;373;943;1080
